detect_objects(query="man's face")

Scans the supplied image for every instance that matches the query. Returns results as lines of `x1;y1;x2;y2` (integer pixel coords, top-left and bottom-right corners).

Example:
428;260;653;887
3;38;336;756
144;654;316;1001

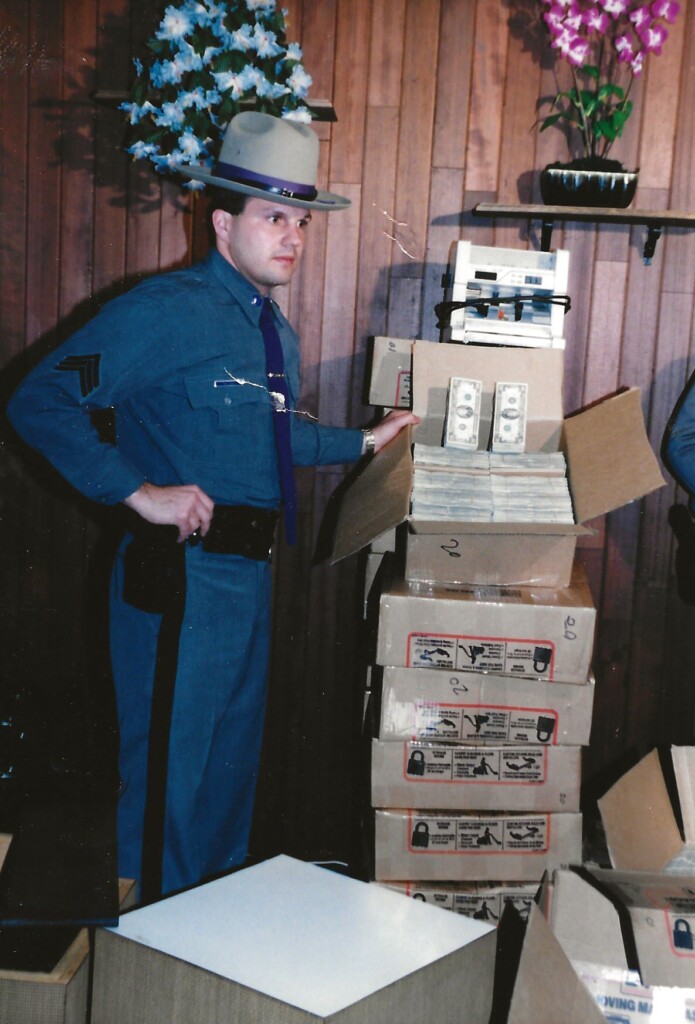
213;196;312;295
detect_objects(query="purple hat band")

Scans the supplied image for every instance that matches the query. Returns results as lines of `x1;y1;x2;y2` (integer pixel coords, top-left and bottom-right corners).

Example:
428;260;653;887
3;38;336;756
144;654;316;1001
214;160;318;202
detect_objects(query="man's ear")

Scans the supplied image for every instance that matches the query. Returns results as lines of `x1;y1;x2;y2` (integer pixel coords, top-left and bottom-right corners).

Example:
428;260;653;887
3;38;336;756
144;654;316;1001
211;208;233;245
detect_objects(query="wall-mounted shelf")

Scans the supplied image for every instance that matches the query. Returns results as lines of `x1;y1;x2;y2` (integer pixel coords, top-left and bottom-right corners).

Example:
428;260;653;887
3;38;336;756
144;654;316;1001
472;203;695;264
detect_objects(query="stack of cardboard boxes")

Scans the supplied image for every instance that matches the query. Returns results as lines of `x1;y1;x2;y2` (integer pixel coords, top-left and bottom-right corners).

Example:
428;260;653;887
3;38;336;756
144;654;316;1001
334;243;664;924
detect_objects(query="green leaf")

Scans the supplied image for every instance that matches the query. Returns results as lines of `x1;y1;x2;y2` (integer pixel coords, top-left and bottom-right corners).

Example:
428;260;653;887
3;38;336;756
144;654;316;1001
582;64;600;81
598;83;624;101
540;113;562;131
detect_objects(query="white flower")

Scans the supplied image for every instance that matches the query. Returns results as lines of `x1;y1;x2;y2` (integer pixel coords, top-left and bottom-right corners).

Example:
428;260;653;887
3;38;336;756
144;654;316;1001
287;64;312;97
156;100;186;129
282;106;312;124
253;23;282;58
285;42;303;61
226;23;254;51
156;5;195;42
178;128;207;159
246;0;276;13
128;140;160;158
212;70;247;98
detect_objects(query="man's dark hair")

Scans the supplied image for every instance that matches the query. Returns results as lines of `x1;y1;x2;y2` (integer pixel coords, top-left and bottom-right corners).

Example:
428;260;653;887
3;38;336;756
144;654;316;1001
207;187;248;217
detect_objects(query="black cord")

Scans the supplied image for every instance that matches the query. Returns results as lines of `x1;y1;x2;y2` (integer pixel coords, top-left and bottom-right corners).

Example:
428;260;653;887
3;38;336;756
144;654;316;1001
435;293;572;330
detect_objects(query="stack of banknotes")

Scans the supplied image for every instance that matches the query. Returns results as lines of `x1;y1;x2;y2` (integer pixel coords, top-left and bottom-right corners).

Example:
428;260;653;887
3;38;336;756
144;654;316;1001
410;445;575;523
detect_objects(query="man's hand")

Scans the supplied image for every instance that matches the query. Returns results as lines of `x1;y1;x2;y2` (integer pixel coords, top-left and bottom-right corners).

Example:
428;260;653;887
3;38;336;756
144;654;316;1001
372;410;421;453
123;482;215;543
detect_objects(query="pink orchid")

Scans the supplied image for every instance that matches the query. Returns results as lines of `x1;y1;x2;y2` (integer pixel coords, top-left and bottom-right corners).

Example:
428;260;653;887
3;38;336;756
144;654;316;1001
651;0;680;22
614;31;636;60
629;5;653;30
583;7;611;33
599;0;631;17
639;20;668;51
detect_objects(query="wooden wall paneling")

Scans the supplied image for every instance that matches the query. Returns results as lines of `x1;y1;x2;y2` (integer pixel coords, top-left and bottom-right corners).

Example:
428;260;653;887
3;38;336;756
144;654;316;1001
60;0;97;318
619;225;666;417
387;277;424;339
559;225;597;414
582;260;628;404
420;168;465;343
390;0;441;277
367;0;406;106
495;2;542;220
0;2;30;363
637;7;687;190
318;184;362;428
432;0;475;172
297;0;337;122
92;0;131;296
157;180;192;272
328;0;370;184
461;190;497;247
352;106;400;420
464;0;508;193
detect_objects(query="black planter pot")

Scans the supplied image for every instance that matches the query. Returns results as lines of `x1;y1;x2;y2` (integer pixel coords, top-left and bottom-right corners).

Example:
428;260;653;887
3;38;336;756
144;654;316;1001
540;158;638;208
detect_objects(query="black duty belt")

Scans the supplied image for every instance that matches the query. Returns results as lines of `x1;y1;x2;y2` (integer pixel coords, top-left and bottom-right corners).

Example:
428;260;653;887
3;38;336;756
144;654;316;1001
122;504;278;615
192;504;278;559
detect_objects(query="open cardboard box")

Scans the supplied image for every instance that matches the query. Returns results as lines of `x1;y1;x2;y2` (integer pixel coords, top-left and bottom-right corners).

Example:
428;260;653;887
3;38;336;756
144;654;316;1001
376;879;539;923
367;336;413;409
334;342;665;588
495;748;695;1021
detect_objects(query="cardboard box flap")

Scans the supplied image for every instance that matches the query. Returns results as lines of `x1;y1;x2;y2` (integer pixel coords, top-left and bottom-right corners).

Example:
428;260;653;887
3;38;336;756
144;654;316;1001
672;746;695;845
332;427;412;562
409;519;592;538
504;902;606;1024
563;388;665;524
598;749;685;872
549;869;630;970
410;340;564;451
587;866;695;990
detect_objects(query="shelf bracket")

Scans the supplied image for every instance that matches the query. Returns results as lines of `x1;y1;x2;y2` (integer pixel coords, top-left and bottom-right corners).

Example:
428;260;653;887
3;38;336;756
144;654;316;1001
540;218;554;252
643;223;662;265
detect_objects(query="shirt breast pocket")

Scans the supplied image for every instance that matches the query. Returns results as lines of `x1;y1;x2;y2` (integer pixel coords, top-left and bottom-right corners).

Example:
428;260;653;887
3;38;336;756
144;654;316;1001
183;375;275;474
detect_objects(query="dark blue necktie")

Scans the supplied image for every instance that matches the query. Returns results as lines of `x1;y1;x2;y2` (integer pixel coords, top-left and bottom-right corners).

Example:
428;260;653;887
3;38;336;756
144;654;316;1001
259;297;297;545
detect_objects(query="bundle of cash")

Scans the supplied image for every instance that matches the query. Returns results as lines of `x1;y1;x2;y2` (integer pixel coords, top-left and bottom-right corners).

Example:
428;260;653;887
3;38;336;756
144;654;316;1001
443;377;483;450
491;382;528;453
411;444;574;524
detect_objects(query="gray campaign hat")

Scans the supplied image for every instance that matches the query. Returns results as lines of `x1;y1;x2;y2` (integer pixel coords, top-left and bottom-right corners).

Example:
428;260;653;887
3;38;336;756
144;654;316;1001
181;111;350;211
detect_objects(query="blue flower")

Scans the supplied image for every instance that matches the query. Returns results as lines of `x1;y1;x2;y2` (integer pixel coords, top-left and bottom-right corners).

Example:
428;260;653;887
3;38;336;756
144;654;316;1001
155;100;186;129
245;0;276;15
127;140;160;158
287;64;312;98
212;70;247;98
156;5;195;42
178;127;208;160
285;42;302;61
253;23;282;58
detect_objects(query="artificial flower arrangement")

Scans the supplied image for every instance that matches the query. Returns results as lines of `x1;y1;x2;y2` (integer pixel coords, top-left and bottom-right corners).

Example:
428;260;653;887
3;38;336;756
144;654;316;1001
121;0;313;186
538;0;681;166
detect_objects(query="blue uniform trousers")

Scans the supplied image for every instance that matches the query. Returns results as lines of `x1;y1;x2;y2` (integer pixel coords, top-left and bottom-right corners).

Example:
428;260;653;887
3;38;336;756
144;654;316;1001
110;540;271;896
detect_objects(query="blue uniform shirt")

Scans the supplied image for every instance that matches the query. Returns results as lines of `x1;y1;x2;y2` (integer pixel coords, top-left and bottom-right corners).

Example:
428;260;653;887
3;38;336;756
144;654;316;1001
7;249;364;506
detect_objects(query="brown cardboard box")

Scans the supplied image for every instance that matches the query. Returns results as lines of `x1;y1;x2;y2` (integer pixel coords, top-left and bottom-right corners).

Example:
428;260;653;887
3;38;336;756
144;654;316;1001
377;665;595;745
598;746;695;874
333;343;664;588
375;564;596;684
367;336;413;409
543;867;695;1014
0;879;136;1024
91;855;497;1024
374;808;582;882
376;879;539;922
371;739;581;812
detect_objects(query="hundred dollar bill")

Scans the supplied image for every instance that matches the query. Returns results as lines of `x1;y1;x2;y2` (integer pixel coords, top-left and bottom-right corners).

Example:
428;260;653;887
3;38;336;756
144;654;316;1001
491;381;528;453
444;377;483;450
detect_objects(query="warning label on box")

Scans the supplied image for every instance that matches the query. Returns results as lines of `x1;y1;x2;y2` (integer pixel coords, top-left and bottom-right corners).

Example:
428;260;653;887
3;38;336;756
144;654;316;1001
407;633;555;678
403;745;547;784
408;814;549;853
414;702;559;744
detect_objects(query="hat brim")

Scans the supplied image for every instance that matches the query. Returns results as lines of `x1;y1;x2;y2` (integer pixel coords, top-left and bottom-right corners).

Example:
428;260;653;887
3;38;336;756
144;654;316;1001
181;165;350;211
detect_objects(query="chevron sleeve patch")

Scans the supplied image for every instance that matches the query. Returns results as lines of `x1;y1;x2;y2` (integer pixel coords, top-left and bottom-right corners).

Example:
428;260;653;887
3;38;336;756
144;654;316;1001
55;353;101;397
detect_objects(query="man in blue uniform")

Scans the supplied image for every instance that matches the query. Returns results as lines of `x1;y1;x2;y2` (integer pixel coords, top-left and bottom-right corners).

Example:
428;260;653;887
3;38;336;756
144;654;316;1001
7;112;415;900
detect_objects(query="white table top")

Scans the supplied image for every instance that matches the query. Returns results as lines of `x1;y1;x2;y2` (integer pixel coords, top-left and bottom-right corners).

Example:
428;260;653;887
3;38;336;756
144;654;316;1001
107;855;493;1016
